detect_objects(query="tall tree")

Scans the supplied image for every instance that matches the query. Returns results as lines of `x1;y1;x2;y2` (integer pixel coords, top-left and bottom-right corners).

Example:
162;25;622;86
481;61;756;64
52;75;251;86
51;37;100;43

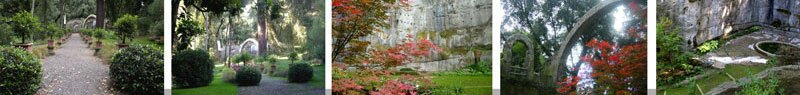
501;0;598;59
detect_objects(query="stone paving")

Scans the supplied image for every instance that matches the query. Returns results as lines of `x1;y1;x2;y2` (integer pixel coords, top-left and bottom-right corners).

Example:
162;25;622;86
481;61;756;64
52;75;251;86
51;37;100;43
36;33;121;95
238;76;324;95
703;28;800;68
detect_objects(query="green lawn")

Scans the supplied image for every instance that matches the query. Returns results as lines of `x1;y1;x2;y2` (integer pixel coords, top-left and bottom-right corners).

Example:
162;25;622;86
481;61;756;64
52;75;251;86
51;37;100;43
173;72;238;95
431;75;492;95
660;64;771;95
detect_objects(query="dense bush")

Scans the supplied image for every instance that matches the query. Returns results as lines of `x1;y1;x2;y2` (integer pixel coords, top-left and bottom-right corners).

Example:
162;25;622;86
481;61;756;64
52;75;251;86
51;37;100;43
0;46;42;95
173;50;214;88
288;63;314;83
110;45;163;94
236;66;262;86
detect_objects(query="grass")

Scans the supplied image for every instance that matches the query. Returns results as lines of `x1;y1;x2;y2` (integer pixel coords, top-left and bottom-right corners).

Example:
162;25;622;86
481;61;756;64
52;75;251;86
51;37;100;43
173;68;238;95
431;75;492;95
660;64;771;95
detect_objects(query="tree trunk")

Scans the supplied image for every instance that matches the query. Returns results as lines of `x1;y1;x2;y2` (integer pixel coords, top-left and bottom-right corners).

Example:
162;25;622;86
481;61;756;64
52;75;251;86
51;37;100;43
96;0;105;28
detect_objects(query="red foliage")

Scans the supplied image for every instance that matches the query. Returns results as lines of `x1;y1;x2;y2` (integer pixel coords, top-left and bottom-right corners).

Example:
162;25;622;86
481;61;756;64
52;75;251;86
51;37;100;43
369;80;418;95
559;38;646;94
366;35;442;67
333;35;440;94
557;76;581;94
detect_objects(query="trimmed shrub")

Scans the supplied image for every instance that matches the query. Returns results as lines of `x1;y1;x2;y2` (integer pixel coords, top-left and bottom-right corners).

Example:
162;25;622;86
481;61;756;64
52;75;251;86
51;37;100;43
236;66;261;86
173;49;214;88
288;63;313;83
110;45;163;94
0;46;42;95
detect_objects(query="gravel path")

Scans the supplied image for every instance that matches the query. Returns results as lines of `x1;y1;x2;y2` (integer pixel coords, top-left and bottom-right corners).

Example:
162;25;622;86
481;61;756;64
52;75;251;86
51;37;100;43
37;33;121;95
238;76;324;95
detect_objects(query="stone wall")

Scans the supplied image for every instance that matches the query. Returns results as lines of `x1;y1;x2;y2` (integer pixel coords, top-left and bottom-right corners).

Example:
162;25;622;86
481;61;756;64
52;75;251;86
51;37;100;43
658;0;800;45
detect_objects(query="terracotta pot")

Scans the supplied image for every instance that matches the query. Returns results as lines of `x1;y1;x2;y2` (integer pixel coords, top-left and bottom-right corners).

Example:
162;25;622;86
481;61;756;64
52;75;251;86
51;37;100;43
13;43;33;52
117;44;129;49
95;41;103;49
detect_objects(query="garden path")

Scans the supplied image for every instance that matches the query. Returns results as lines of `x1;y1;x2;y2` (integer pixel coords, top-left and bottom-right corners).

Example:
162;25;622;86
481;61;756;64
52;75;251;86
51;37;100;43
703;28;800;68
238;76;324;95
36;33;121;95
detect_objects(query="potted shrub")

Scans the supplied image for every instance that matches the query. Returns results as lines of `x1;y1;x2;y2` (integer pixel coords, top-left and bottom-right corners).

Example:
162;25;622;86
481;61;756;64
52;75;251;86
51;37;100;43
10;12;40;52
45;24;58;51
113;14;139;48
94;29;104;53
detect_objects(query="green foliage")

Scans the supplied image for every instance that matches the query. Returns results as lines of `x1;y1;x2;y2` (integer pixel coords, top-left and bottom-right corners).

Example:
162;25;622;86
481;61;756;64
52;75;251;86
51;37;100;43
220;67;237;83
289;52;299;63
0;46;42;95
92;29;116;39
657;17;704;86
236;66;261;86
113;14;139;44
697;40;719;54
110;45;164;94
0;24;14;45
233;53;254;64
174;19;205;51
510;41;527;66
766;57;780;65
467;60;491;74
420;86;465;95
737;74;783;95
288;63;314;83
9;11;41;44
173;50;215;88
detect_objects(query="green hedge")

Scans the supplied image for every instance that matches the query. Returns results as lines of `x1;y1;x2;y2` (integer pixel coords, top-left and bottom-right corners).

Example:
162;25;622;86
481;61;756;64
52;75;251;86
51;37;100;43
236;66;261;86
173;49;214;88
288;63;313;83
0;46;42;95
110;45;163;94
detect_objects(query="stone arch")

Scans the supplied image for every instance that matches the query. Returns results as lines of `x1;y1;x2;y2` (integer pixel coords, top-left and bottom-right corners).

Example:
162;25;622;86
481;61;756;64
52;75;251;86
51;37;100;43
546;0;627;88
239;38;260;56
83;15;97;29
502;34;542;81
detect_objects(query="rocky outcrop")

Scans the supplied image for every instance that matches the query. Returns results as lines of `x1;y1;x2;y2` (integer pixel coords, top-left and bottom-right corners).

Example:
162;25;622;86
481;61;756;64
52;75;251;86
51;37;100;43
361;0;492;69
658;0;800;46
362;0;492;48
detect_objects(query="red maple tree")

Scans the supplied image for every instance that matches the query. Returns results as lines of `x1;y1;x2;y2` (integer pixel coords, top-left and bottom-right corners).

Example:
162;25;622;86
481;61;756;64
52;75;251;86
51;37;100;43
333;35;440;95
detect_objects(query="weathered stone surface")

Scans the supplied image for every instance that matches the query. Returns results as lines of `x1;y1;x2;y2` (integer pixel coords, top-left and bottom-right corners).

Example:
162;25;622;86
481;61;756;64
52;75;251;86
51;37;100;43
659;0;800;45
363;0;492;49
361;0;492;71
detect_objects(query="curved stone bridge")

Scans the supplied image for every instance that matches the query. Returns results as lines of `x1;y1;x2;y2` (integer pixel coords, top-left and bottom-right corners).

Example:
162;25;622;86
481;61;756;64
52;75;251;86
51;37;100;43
502;0;632;90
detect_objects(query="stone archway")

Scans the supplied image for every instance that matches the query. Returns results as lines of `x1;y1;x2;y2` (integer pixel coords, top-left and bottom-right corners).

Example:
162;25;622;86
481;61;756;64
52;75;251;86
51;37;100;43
239;38;260;56
502;34;548;84
82;15;97;28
